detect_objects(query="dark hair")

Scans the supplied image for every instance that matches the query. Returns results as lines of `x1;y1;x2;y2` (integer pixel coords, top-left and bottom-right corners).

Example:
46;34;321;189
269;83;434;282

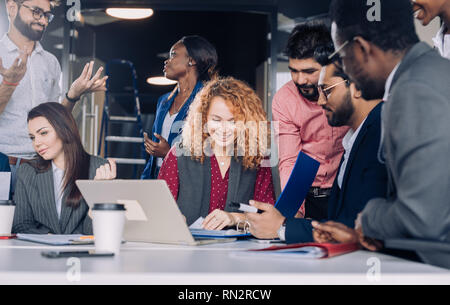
179;35;218;82
27;102;90;208
315;46;350;84
284;22;334;60
329;0;419;52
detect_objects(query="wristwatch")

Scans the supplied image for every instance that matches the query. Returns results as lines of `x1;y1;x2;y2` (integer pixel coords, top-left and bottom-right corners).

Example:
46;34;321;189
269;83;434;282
277;218;287;241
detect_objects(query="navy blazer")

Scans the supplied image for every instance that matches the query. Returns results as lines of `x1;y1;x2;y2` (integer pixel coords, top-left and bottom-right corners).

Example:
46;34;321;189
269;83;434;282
141;81;203;179
285;102;388;244
0;153;9;172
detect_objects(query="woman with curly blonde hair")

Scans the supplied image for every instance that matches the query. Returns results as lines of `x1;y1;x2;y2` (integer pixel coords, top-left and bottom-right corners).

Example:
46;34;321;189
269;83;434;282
158;77;275;230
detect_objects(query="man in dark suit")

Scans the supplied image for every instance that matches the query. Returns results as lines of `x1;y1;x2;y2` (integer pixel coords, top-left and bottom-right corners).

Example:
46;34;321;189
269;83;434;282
0;152;9;172
312;0;450;269
247;54;387;243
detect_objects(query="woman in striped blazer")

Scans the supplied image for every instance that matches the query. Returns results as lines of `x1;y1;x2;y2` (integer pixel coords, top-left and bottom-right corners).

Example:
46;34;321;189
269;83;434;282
12;103;116;235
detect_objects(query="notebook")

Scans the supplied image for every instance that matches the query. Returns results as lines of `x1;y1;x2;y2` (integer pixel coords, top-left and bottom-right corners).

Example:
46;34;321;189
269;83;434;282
275;152;320;217
231;242;361;260
189;217;251;238
17;234;94;246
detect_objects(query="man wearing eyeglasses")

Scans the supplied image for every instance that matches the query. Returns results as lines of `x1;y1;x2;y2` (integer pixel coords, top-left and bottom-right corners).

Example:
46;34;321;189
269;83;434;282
0;0;107;191
272;23;349;220
247;54;387;244
310;0;450;268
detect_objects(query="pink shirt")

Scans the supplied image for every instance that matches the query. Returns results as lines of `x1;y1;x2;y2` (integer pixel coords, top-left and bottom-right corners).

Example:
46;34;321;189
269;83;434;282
158;148;275;213
272;81;349;190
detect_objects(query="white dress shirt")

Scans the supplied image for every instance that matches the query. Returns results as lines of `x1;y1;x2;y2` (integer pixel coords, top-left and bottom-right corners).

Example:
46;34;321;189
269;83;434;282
433;25;450;60
52;162;65;219
0;34;62;159
383;63;400;103
337;118;367;189
156;111;178;168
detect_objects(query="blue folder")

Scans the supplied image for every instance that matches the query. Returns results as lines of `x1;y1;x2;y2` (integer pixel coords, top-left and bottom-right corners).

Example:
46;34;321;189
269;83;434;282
275;152;320;217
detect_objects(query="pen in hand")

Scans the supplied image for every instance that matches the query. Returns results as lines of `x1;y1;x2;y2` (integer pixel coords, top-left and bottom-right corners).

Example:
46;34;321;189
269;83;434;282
231;202;264;214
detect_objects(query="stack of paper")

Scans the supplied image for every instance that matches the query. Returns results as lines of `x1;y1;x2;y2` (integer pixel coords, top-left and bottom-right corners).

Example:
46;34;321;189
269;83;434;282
17;234;94;245
231;242;361;260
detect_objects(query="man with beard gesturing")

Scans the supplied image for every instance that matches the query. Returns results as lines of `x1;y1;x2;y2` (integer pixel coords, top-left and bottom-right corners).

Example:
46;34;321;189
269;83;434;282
0;0;108;191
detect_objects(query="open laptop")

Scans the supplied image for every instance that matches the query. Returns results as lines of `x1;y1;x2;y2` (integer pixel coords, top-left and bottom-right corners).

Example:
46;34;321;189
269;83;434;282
76;180;236;246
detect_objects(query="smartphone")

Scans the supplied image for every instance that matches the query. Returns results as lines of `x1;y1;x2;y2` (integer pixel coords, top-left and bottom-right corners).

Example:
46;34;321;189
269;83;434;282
41;251;114;259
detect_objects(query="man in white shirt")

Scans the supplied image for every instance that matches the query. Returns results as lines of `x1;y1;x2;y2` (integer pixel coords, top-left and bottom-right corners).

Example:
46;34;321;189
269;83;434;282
412;0;450;59
0;0;108;187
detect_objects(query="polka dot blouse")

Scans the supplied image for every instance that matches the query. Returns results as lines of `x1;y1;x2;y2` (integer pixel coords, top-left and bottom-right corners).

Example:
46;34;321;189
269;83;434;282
158;147;276;213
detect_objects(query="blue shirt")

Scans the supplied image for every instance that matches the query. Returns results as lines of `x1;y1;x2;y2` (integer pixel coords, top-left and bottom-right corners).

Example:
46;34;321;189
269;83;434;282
141;81;204;179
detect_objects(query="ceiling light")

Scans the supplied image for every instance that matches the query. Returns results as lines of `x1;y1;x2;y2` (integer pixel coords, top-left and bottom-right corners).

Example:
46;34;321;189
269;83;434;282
106;8;154;20
147;77;178;86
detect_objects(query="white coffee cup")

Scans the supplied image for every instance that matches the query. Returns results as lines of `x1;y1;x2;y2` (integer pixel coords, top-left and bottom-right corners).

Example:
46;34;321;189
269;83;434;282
92;203;126;254
0;200;15;235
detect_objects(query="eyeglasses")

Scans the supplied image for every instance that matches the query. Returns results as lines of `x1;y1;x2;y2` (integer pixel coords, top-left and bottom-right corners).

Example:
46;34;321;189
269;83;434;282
328;37;356;60
21;4;55;23
318;79;349;101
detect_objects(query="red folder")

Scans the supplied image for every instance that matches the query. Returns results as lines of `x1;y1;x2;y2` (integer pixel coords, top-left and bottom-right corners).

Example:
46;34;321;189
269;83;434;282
249;242;361;259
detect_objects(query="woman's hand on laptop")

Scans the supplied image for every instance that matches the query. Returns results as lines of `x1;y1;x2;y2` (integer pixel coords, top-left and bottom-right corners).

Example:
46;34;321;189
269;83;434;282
202;209;239;231
94;159;117;180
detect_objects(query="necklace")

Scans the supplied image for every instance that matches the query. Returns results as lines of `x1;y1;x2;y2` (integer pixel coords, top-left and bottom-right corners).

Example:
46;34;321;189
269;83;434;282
170;87;192;114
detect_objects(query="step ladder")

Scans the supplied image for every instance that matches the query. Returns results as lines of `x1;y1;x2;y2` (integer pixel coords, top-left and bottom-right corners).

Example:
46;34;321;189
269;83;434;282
98;60;146;177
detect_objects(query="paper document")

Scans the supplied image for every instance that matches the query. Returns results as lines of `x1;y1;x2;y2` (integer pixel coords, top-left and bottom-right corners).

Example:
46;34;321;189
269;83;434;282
232;246;326;259
231;242;360;260
189;217;250;238
17;234;94;246
0;172;11;200
189;217;206;230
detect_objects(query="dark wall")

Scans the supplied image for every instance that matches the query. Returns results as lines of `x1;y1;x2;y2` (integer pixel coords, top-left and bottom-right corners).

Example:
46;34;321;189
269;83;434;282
92;10;268;96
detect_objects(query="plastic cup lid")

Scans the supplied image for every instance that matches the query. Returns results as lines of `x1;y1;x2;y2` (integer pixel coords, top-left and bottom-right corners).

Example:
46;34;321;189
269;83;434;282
92;203;126;211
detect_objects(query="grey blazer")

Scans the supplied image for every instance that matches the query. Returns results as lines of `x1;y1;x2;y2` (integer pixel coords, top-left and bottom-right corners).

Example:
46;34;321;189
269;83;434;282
12;155;108;235
361;42;450;243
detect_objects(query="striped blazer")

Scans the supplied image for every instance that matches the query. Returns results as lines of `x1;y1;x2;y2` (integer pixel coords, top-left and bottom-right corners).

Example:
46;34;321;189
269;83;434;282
12;155;108;235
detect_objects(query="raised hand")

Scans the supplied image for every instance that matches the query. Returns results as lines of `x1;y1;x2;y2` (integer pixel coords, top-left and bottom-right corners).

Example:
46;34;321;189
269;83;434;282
67;61;108;100
94;159;117;180
0;50;29;85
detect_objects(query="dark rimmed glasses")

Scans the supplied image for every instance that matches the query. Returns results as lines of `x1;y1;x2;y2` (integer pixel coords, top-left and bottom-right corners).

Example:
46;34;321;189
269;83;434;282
318;79;350;101
21;4;54;23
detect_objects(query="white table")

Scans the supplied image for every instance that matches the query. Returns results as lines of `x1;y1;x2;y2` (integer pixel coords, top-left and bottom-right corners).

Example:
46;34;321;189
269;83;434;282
0;239;449;285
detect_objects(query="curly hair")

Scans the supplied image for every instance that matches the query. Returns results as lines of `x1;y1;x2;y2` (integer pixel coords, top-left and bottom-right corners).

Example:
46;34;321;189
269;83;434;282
182;77;270;170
